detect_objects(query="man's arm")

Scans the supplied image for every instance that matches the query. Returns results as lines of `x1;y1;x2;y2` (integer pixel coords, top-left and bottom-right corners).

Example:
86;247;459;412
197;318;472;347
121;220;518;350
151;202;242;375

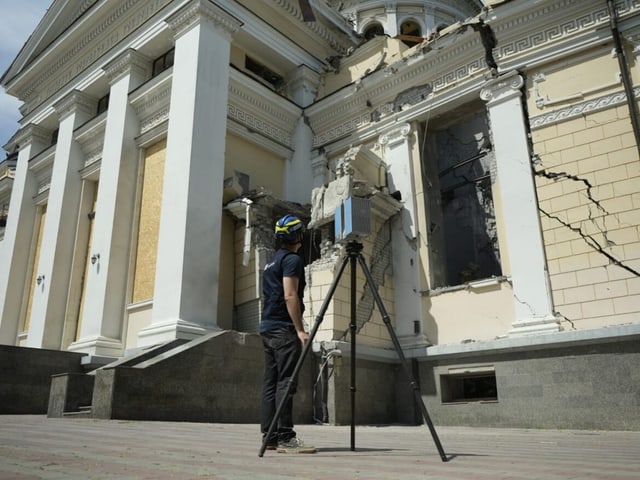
283;275;308;344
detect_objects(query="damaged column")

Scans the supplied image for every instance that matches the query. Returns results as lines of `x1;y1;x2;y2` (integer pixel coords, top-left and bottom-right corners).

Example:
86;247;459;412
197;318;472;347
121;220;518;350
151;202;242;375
378;123;428;345
480;71;560;336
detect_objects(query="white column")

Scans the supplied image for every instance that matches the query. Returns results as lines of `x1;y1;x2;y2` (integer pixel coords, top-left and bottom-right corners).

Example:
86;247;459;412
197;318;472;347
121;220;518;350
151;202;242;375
0;125;50;345
69;50;150;358
384;5;398;37
138;0;241;346
285;66;319;204
378;123;426;346
27;91;96;349
480;71;560;336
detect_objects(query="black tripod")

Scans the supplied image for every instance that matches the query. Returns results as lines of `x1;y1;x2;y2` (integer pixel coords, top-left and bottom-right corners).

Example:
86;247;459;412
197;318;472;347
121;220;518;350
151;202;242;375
258;241;448;462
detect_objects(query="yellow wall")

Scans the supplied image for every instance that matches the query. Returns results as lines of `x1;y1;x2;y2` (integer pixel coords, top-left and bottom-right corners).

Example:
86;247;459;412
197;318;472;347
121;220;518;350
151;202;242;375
23;205;47;335
529;50;640;329
225;133;284;196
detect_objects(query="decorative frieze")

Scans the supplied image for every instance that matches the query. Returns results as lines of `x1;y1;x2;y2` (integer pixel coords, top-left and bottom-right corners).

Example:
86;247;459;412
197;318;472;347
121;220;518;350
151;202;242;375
530;86;640;129
23;0;172;106
227;104;292;148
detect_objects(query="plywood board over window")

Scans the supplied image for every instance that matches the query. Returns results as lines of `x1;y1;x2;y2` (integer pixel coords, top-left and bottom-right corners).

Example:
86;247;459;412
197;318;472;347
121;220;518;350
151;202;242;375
131;140;166;304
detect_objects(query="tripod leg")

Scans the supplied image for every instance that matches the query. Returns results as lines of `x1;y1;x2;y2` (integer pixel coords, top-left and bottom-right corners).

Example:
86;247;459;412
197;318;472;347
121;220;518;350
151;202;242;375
356;254;448;462
349;253;357;451
258;254;350;457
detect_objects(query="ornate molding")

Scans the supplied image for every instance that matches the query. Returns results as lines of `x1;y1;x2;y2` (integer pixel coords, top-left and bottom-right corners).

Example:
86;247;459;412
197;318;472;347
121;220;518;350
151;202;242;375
14;124;52;147
22;0;172;106
480;71;524;104
166;0;242;39
53;90;97;119
227;104;292;148
103;48;151;84
530;86;640;130
378;123;411;148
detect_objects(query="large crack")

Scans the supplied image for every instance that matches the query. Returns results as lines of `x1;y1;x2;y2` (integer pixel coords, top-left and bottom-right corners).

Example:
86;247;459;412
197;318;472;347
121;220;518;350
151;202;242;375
534;166;640;276
539;207;640;277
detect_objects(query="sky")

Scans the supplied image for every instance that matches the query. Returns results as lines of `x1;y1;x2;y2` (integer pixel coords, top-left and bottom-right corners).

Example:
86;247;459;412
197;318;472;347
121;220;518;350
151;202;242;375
0;0;51;154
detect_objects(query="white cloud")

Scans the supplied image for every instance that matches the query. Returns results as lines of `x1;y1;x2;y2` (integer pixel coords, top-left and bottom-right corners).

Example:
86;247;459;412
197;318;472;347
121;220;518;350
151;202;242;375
0;0;51;150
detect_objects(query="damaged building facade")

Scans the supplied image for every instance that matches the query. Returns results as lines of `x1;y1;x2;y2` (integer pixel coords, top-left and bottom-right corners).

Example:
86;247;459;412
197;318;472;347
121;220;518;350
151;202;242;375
0;0;639;429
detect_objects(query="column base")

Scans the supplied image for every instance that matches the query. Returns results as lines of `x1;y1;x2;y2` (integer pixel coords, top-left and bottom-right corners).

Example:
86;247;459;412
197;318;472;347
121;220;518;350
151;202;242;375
136;319;219;348
68;335;124;360
398;333;431;349
508;315;562;337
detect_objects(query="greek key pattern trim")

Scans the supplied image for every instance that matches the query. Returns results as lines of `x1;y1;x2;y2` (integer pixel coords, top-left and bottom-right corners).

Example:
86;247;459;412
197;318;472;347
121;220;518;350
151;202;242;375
227;104;291;147
529;87;640;129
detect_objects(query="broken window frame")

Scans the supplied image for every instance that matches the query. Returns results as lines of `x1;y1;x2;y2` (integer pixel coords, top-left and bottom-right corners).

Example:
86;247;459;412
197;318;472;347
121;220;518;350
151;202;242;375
420;104;503;289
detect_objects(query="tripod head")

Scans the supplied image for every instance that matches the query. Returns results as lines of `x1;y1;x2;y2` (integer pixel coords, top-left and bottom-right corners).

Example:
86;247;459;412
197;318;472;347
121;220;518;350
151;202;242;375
345;241;364;256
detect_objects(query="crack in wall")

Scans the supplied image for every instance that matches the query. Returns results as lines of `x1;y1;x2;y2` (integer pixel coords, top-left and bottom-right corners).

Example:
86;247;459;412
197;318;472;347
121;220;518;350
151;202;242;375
533;165;640;276
539;207;640;277
555;311;577;330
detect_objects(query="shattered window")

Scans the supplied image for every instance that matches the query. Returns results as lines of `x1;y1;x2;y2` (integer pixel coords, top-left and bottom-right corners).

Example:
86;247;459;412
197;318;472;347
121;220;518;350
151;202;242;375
422;104;502;287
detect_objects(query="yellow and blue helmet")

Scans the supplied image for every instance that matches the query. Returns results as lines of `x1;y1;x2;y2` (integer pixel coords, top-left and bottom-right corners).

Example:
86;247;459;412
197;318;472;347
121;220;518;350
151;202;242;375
275;214;303;243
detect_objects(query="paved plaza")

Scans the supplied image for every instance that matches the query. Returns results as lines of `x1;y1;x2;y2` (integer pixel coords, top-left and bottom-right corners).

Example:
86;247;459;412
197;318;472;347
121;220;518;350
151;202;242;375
0;415;638;479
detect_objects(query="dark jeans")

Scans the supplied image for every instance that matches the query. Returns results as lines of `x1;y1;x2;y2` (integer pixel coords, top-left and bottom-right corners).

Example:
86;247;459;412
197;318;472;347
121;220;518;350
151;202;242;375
260;327;301;444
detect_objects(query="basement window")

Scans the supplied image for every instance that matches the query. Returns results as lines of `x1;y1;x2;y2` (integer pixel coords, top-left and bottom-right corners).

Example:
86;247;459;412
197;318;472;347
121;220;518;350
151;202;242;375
440;369;497;403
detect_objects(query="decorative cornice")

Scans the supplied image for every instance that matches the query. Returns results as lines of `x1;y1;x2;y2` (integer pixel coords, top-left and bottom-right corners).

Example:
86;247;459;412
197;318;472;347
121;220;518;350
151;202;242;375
53;90;97;119
103;48;151;84
530;86;640;130
166;0;242;39
310;0;640;148
13;124;52;147
270;0;353;55
21;0;172;104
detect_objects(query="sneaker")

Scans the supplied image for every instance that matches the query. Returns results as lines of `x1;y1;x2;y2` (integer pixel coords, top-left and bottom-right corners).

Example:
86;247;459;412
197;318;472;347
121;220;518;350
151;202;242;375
265;443;277;451
277;437;317;454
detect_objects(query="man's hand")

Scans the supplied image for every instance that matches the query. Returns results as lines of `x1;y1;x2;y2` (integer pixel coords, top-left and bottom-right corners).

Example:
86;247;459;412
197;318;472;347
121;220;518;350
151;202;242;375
297;330;309;345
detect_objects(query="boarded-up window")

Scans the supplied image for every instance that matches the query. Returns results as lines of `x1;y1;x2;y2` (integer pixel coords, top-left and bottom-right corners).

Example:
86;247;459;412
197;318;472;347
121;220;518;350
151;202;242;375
131;140;166;303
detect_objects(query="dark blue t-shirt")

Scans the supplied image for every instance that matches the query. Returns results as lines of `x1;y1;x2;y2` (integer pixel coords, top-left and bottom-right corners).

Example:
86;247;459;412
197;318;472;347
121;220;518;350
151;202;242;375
260;248;306;333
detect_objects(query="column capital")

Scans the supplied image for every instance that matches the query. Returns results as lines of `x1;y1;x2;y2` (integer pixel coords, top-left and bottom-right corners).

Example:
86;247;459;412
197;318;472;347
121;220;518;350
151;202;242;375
378;122;411;147
103;48;151;84
53;90;97;120
166;0;242;39
287;65;321;107
480;71;524;105
13;123;52;149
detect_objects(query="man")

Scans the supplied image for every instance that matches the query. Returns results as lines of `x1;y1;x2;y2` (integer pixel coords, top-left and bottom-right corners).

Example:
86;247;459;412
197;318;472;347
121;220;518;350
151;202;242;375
260;214;317;454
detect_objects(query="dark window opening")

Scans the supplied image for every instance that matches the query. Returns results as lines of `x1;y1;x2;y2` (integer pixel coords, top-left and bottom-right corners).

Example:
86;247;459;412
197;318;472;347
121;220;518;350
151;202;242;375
441;372;497;403
398;20;422;46
96;93;110;115
245;56;284;89
421;104;502;288
363;22;384;41
0;203;8;227
152;48;175;77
